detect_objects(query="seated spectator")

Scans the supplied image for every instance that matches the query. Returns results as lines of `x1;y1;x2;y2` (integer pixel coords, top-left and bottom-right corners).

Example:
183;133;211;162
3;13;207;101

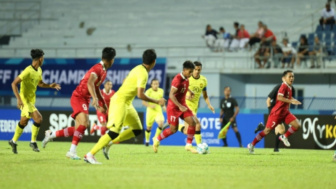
214;27;231;51
246;21;264;49
203;24;218;48
254;42;270;68
281;38;296;68
270;40;283;68
261;24;276;47
320;3;335;30
230;24;250;51
296;35;309;67
309;36;323;68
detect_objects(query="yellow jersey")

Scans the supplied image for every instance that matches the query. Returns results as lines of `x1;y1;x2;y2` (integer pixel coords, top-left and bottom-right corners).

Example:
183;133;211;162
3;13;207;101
145;88;164;112
186;75;207;112
18;65;42;104
115;65;148;105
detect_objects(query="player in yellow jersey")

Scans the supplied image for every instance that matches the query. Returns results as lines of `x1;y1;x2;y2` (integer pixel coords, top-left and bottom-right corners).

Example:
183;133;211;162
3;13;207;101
142;79;166;146
179;61;215;149
84;49;166;164
9;49;61;154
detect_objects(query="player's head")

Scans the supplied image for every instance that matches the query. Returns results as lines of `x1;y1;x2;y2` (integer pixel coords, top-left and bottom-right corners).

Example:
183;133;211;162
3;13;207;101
258;21;263;27
104;80;112;91
31;49;44;66
234;22;239;29
182;60;195;78
240;24;245;30
326;3;331;11
150;79;159;90
102;47;116;69
219;27;225;32
206;24;212;31
192;61;202;78
224;86;231;97
282;70;294;86
143;49;157;70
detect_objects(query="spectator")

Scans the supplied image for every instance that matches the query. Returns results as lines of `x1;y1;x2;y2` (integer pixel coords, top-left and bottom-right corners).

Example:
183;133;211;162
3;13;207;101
215;27;231;52
270;40;283;68
309;36;323;68
296;35;309;67
230;24;250;51
233;22;240;38
203;24;218;48
281;38;296;68
261;24;276;47
254;42;270;68
246;21;265;49
320;3;335;30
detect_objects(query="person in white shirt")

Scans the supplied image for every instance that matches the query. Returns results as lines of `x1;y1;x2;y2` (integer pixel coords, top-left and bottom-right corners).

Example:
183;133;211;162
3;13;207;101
320;3;335;30
281;38;296;68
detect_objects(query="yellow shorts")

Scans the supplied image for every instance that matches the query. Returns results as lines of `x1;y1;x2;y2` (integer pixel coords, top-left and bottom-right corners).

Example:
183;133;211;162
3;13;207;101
107;95;142;133
20;102;37;118
146;110;164;127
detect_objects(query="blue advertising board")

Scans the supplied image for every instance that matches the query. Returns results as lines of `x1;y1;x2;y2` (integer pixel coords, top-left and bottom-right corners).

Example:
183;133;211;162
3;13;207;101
0;58;166;96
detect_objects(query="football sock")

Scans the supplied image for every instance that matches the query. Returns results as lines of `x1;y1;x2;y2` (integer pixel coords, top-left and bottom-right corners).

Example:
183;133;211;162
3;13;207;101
157;128;174;141
154;127;162;138
251;131;266;146
145;129;151;143
194;130;202;145
284;126;298;138
235;131;242;146
222;138;228;146
55;127;75;138
112;128;135;143
101;126;107;135
70;125;86;153
31;122;40;143
275;133;281;149
12;123;25;143
90;131;118;155
186;126;196;144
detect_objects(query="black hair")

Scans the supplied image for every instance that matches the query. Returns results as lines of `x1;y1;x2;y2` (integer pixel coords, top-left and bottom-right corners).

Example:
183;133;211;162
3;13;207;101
183;60;195;69
219;27;224;31
150;78;159;85
282;70;293;77
234;22;239;27
102;47;116;61
194;61;202;67
30;49;44;60
300;35;308;45
143;49;157;65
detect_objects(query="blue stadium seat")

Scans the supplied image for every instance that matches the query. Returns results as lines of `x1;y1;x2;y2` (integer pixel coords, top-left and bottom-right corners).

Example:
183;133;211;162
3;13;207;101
316;25;323;32
325;25;332;31
292;42;298;48
316;32;323;41
308;33;315;41
324;32;332;42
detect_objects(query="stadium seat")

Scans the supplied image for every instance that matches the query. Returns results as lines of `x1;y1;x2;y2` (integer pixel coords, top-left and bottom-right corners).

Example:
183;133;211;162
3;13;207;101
316;25;322;32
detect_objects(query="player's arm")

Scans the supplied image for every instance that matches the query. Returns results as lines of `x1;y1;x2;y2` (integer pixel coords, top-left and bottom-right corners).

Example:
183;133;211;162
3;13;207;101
137;88;165;106
266;97;271;108
142;100;155;109
96;88;107;113
87;73;99;109
11;77;23;109
277;95;301;105
230;106;240;122
38;80;61;90
169;87;187;112
187;88;195;99
202;90;215;113
219;108;224;123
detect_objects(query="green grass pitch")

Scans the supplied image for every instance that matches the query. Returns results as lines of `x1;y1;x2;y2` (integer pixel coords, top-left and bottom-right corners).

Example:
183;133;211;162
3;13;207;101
0;141;335;189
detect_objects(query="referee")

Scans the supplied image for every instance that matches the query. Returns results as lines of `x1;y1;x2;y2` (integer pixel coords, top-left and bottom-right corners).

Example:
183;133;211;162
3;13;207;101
219;86;242;147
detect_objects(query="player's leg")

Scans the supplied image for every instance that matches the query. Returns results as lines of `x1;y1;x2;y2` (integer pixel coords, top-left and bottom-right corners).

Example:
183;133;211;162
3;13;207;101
183;114;197;153
221;119;230;147
153;113;164;142
30;109;43;152
232;122;242;147
279;113;301;147
144;111;155;146
90;111;108;135
274;123;286;152
254;122;265;134
194;115;202;146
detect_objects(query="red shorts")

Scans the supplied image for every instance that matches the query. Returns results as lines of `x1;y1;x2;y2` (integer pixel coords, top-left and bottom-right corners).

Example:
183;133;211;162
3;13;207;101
266;111;297;129
96;110;108;124
167;107;194;127
70;92;90;119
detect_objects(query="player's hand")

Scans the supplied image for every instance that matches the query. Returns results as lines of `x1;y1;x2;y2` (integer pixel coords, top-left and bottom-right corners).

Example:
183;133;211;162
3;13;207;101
97;106;106;113
50;83;61;90
92;98;99;109
17;99;24;109
179;105;187;112
229;117;235;123
158;98;166;106
208;105;215;113
290;99;301;105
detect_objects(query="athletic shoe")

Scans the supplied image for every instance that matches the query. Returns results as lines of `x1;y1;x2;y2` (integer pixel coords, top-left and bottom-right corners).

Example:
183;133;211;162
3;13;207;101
90;124;100;134
254;122;265;134
84;154;102;165
185;145;198;154
8;140;18;154
247;143;254;154
145;142;149;147
153;137;160;153
274;148;280;152
279;135;291;147
102;141;112;160
42;130;53;148
30;142;40;152
66;151;81;160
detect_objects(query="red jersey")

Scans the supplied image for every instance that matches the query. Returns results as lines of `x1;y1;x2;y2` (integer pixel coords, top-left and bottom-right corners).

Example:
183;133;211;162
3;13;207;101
101;89;115;107
167;73;189;109
73;61;107;99
264;29;276;41
271;82;292;115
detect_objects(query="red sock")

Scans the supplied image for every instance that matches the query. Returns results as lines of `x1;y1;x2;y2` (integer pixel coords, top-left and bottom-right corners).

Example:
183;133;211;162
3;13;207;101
71;125;86;145
56;127;75;138
251;131;266;146
186;126;196;144
101;126;107;135
284;126;298;138
157;128;174;141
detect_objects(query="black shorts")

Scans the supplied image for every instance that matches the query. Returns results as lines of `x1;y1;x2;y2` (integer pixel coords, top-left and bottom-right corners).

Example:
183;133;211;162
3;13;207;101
221;119;237;128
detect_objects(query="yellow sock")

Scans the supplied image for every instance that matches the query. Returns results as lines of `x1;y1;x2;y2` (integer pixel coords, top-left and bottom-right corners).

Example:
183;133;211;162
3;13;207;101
194;132;202;145
31;124;40;142
12;124;24;143
145;130;151;143
90;134;112;155
154;127;162;138
112;128;135;143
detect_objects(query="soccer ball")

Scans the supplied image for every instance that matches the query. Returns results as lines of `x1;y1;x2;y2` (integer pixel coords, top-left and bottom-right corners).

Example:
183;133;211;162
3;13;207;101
197;143;209;154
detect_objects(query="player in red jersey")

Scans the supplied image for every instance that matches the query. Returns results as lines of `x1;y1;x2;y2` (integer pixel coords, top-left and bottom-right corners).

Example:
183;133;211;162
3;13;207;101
247;70;302;154
90;80;115;135
153;61;198;153
42;47;116;159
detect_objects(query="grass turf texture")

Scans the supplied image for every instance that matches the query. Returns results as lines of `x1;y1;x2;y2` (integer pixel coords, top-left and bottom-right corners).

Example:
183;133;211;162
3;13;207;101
0;141;335;189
